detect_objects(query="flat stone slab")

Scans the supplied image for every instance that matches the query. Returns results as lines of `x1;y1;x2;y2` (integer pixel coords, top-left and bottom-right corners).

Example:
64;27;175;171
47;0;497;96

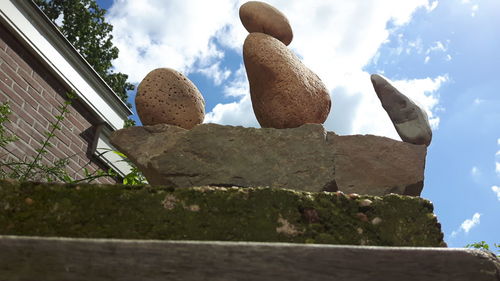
0;180;444;246
0;236;498;281
110;123;427;196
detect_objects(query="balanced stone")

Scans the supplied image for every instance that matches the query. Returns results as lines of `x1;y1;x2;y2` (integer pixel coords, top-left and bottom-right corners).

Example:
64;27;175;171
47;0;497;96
371;74;432;146
239;1;293;46
136;68;205;130
110;123;427;196
243;32;331;129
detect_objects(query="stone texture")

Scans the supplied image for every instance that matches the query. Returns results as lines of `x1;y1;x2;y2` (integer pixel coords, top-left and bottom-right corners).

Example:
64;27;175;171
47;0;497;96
239;1;293;45
110;123;427;196
371;74;432;146
243;33;331;129
136;68;205;129
0;180;445;246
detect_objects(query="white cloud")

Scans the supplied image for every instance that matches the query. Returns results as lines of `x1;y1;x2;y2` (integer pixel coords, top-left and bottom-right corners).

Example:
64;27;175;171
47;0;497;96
471;4;479;17
471;166;480;176
473;98;484;105
497;138;500;146
451;213;481;238
108;0;446;138
462;0;470;3
461;213;481;233
204;94;259;127
426;41;447;54
445;54;452;61
196;62;231;86
426;1;439;12
54;13;64;26
107;0;243;83
492;186;500;201
496;162;500;176
424;56;430;63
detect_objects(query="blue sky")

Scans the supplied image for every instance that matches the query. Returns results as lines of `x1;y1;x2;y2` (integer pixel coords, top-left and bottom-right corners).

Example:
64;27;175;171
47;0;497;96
96;0;499;249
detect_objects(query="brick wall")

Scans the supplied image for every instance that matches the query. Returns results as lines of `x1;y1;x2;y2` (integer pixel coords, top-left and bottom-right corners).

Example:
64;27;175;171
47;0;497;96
0;23;116;184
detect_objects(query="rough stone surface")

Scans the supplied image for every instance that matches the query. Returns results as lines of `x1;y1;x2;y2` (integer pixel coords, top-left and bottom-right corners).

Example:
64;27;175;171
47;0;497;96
110;123;427;196
243;32;331;129
371;74;432;146
136;68;205;129
0;180;445;246
239;1;293;46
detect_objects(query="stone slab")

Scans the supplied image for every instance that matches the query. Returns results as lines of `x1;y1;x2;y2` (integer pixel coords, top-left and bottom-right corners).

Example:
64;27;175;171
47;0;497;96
0;180;444;246
0;236;498;281
110;124;427;196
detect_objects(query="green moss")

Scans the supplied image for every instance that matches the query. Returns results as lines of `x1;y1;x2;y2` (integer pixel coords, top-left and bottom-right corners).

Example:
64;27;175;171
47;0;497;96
0;180;445;246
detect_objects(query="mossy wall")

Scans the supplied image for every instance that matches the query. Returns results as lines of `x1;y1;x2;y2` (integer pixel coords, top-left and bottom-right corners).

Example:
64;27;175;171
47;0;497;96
0;180;445;246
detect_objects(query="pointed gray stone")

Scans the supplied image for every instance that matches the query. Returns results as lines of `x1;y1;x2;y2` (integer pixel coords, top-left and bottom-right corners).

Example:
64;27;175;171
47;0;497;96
371;74;432;146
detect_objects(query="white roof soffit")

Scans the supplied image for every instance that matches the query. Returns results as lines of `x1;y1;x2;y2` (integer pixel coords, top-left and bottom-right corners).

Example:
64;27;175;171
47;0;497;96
0;0;132;131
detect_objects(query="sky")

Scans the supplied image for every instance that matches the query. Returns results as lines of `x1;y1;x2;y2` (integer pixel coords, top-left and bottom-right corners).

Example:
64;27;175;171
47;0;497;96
95;0;499;249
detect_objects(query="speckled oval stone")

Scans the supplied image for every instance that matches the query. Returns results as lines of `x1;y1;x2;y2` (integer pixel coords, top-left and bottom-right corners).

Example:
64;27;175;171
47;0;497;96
243;33;331;129
239;1;293;46
136;68;205;129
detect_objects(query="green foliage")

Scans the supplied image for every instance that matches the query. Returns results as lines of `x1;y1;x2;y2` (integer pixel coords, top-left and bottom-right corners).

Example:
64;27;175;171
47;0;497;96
1;98;145;185
0;103;18;147
34;0;134;106
466;241;500;256
0;94;116;183
123;118;136;128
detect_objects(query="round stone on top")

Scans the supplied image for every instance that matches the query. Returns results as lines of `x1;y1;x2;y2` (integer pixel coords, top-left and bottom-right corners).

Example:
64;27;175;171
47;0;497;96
135;68;205;130
239;1;293;46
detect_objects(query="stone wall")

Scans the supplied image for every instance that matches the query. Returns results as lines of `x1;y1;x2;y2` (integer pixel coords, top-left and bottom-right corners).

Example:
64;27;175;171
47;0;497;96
0;23;115;184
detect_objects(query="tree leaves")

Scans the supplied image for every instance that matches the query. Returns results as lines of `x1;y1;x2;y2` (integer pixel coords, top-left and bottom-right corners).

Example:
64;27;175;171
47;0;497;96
34;0;134;107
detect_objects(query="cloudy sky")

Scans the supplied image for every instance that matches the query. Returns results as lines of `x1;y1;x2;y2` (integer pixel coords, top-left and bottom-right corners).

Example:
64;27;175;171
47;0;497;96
96;0;499;249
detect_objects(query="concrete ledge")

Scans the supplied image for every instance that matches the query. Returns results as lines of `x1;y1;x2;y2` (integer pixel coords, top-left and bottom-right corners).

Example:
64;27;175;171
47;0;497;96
0;236;498;281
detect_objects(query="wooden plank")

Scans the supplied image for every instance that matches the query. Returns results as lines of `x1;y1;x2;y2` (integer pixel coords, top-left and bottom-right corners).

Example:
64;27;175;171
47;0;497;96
0;236;498;281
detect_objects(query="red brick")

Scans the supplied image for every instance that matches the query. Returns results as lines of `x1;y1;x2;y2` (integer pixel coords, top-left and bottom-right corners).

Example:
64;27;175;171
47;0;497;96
18;85;39;110
32;73;55;97
6;47;31;74
0;49;19;71
0;65;14;87
18;122;44;145
69;142;82;155
38;105;62;125
46;144;65;160
23;103;49;126
0;79;24;106
4;120;28;143
56;128;72;147
66;113;86;132
15;108;37;127
0;63;28;90
29;87;53;110
17;68;43;94
13;138;38;158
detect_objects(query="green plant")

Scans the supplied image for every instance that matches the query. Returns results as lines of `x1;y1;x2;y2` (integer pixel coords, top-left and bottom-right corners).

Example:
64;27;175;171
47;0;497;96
0;93;117;183
0;102;18;147
34;0;134;106
466;241;500;257
1;96;146;185
113;150;146;185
